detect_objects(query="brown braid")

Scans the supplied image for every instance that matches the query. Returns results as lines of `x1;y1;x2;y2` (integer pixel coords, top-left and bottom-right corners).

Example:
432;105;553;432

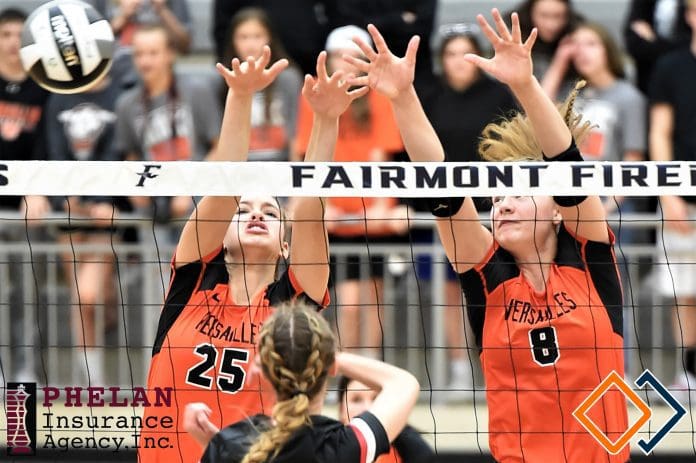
242;303;335;463
477;80;593;162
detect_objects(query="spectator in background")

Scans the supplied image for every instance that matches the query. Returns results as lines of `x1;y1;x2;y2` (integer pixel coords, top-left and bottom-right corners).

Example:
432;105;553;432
89;0;192;88
45;72;124;386
221;8;301;161
293;26;409;358
114;25;221;243
649;0;696;404
212;0;330;76
0;7;50;218
336;375;434;463
333;0;436;93
543;22;647;218
420;24;517;400
512;0;583;81
0;7;50;383
108;0;191;51
624;0;691;95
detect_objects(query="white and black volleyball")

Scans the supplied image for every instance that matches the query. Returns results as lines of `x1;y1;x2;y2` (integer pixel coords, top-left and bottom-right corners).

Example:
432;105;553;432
20;0;114;94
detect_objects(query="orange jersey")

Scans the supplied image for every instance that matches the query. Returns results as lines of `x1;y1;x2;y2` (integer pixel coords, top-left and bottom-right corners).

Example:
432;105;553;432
459;225;628;463
139;247;329;463
295;91;403;237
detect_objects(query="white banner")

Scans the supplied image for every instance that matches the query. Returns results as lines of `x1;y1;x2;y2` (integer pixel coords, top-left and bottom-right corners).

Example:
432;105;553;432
3;161;696;197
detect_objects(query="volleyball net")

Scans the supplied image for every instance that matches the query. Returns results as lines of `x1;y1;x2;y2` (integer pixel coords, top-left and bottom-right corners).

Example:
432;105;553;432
0;159;694;458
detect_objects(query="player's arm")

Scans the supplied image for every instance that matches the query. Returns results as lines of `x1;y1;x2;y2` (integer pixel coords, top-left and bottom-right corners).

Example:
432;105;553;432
336;352;419;444
467;9;608;243
346;25;492;273
289;52;368;303
175;47;288;267
183;403;219;450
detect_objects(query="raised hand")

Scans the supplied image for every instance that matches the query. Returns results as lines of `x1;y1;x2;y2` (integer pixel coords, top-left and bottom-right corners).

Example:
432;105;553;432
303;51;368;119
344;24;419;100
464;9;538;90
183;403;219;448
216;45;288;97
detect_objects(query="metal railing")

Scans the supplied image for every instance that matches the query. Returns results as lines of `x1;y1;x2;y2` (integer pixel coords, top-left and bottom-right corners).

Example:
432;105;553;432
0;212;681;396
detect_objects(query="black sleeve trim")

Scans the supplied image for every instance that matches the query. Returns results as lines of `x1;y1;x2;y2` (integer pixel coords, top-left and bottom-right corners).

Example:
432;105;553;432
152;249;225;356
460;270;486;352
151;261;203;356
427;197;465;217
585;239;624;337
542;141;588;207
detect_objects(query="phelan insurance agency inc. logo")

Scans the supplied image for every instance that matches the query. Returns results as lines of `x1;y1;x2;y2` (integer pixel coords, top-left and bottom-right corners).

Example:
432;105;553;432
4;383;174;456
574;369;689;455
5;383;37;456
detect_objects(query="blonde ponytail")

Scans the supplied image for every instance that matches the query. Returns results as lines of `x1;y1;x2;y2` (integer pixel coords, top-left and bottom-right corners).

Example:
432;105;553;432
477;80;593;162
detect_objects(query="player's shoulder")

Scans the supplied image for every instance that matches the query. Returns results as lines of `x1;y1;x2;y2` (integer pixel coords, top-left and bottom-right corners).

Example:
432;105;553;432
202;415;271;463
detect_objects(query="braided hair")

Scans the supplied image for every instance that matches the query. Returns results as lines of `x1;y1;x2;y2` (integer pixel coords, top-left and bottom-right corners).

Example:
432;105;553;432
477;80;592;162
242;303;336;463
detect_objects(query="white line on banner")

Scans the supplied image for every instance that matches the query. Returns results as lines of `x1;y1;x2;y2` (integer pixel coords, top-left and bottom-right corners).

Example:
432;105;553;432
3;161;696;197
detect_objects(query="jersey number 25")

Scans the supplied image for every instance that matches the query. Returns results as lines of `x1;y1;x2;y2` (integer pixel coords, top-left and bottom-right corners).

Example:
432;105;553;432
186;343;249;393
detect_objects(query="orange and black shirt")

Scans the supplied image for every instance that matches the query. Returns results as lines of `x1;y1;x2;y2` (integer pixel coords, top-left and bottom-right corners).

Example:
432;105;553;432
459;224;629;463
139;246;329;463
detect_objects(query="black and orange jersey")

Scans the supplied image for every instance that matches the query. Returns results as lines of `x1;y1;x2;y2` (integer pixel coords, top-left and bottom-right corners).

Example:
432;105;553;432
139;247;329;463
201;412;390;463
460;224;629;463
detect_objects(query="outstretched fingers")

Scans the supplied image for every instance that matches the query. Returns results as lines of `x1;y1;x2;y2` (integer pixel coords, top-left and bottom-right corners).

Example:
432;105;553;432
301;73;316;95
352;35;377;62
266;58;289;80
256;45;272;70
348;86;369;100
230;57;242;75
524;27;538;51
477;13;501;46
342;53;370;73
240;55;256;75
215;62;230;78
511;12;522;43
367;24;391;55
405;35;420;66
347;75;369;88
316;51;329;82
329;69;345;86
492;8;512;42
464;53;493;74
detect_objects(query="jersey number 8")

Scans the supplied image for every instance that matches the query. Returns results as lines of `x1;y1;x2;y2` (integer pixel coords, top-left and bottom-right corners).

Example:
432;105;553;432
186;343;249;393
528;327;560;366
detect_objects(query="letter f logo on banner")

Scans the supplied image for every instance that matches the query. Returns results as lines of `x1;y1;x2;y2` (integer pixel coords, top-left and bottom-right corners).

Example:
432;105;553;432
574;369;688;455
136;164;161;187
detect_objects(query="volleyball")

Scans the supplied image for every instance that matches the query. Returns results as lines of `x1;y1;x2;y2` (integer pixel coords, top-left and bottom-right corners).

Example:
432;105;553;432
19;0;114;94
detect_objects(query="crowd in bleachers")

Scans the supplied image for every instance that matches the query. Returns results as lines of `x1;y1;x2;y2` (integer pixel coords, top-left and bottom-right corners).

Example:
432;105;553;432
1;0;695;403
